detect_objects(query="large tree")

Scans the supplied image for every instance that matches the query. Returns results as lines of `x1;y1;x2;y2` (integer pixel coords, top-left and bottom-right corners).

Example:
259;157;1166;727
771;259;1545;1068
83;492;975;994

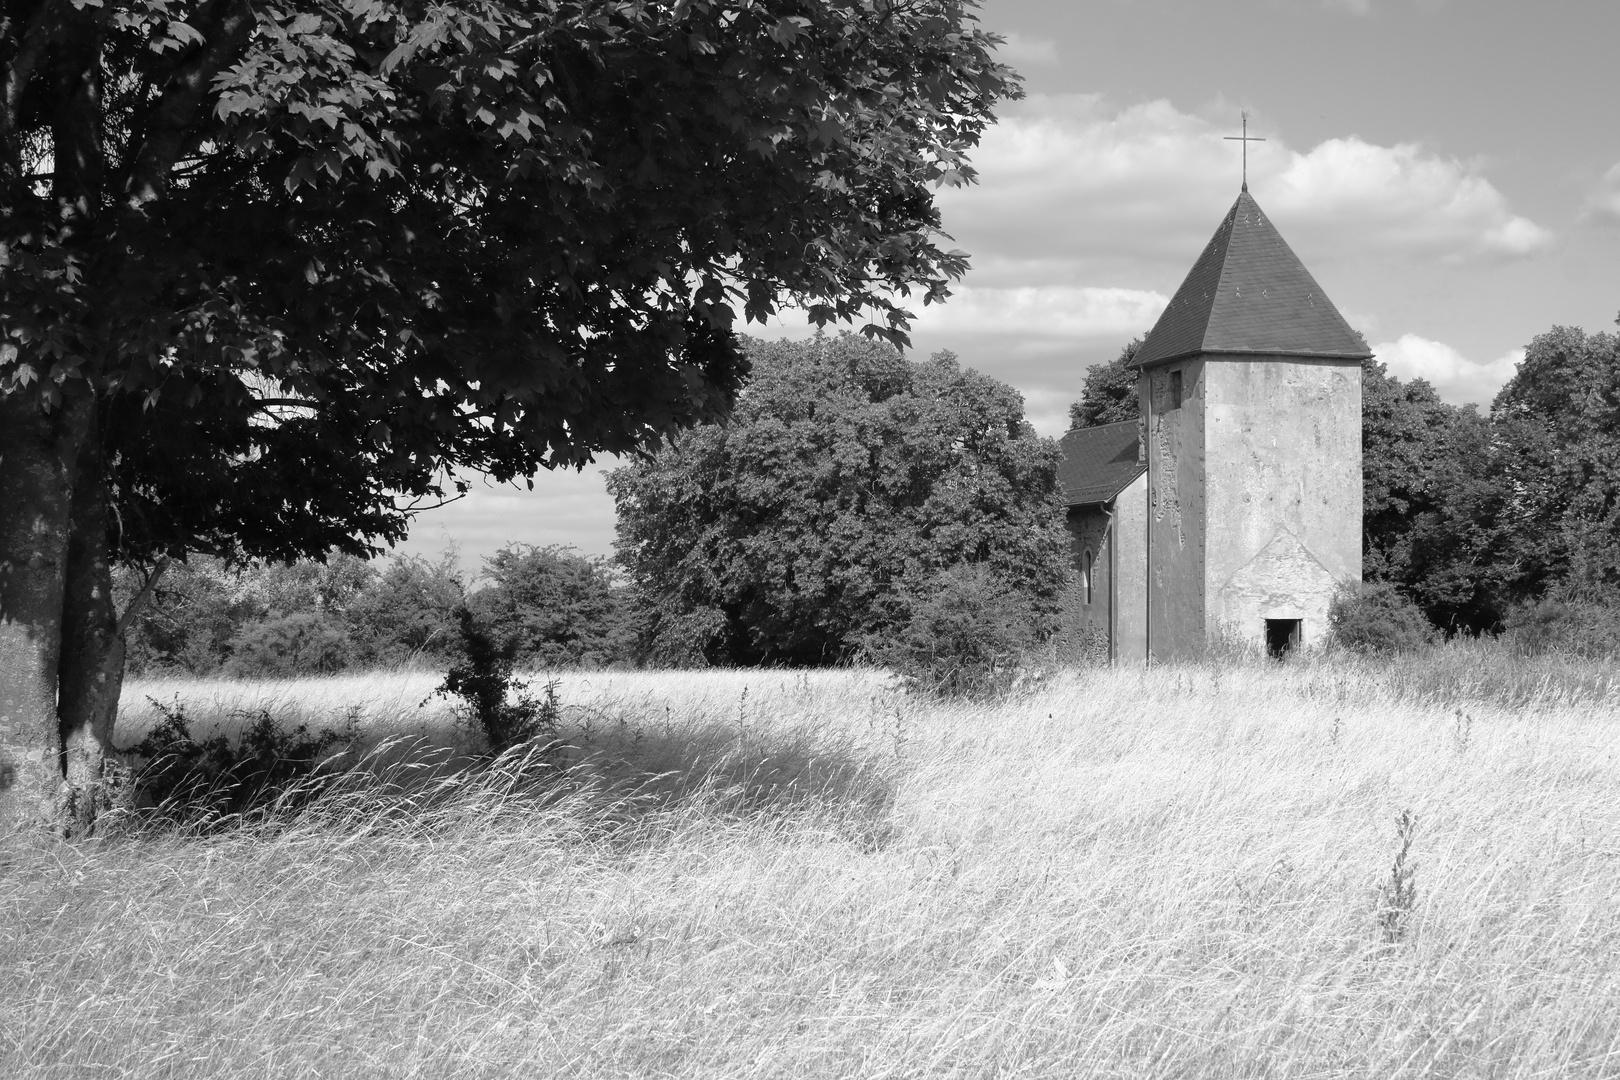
608;333;1070;667
0;0;1017;826
1488;321;1620;599
1359;360;1467;584
1362;322;1620;631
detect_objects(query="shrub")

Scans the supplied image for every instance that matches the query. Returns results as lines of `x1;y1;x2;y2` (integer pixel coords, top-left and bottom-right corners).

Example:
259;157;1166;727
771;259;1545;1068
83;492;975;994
222;613;354;678
1505;596;1620;659
467;544;635;668
1326;581;1437;655
873;564;1038;698
433;607;561;754
119;551;469;676
117;558;258;675
343;552;466;666
130;698;352;821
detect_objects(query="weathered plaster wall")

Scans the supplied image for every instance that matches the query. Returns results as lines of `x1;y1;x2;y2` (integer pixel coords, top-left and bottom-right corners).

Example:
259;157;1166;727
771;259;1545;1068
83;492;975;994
1063;505;1112;658
1114;471;1149;664
1144;360;1206;661
1203;356;1362;649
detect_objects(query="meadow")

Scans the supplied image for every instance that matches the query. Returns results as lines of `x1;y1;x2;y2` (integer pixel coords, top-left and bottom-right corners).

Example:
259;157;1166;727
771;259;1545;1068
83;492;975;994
4;649;1620;1078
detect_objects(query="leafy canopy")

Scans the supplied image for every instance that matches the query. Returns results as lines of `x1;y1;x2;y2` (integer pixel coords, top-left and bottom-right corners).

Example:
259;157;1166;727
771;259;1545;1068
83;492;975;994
1067;337;1142;430
608;332;1071;667
1489;322;1620;598
1;0;1019;564
467;544;633;668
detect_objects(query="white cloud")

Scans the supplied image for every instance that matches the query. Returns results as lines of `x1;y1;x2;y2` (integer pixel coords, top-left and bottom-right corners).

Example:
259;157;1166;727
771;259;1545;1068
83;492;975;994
1265;138;1553;259
397;464;622;567
1371;333;1523;407
909;285;1166;341
938;96;1552;289
994;31;1058;68
1582;163;1620;225
745;286;1164;362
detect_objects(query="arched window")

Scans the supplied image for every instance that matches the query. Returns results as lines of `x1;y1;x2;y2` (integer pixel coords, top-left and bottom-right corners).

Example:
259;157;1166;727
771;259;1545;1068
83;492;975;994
1083;549;1094;605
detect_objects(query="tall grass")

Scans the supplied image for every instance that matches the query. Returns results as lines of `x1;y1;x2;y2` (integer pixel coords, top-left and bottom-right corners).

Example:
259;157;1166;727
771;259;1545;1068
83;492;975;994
4;653;1619;1077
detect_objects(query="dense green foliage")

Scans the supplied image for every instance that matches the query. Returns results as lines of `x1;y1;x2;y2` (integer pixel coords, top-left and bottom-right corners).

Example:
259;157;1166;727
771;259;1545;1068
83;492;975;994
872;562;1037;696
1324;581;1438;655
130;697;352;820
468;545;635;668
4;0;1019;559
1067;338;1142;430
1363;323;1620;632
609;333;1071;667
1504;594;1620;660
120;545;632;676
119;553;464;675
1358;362;1506;632
1491;325;1620;597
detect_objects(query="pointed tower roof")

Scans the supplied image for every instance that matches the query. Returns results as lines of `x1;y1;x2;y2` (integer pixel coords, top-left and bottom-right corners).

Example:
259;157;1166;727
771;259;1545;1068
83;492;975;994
1132;190;1371;368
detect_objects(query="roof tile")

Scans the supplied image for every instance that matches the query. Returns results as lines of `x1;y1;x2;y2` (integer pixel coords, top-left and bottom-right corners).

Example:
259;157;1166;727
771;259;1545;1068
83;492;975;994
1058;420;1145;506
1133;190;1371;367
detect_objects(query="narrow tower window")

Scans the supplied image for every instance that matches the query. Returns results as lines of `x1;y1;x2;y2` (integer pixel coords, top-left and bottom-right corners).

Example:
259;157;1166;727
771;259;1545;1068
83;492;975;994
1083;549;1094;605
1169;369;1184;410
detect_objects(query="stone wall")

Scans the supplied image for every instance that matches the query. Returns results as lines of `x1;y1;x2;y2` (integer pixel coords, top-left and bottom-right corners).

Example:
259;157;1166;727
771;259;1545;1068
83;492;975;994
1113;472;1149;663
1203;356;1362;650
1060;504;1112;663
1143;360;1207;661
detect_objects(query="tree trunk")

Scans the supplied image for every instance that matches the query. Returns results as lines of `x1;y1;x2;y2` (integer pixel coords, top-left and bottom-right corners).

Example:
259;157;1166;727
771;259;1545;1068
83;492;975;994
57;404;132;832
0;389;92;829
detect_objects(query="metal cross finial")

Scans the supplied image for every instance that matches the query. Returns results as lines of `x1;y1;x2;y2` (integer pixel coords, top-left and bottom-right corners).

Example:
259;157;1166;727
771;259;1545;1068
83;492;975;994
1224;111;1266;192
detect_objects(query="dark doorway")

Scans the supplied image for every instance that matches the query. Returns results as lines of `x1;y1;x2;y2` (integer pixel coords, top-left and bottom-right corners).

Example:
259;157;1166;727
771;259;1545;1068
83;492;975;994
1265;619;1301;659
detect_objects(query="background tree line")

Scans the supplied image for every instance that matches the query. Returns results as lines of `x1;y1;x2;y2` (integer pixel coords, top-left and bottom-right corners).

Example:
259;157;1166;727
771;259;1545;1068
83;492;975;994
117;545;637;678
124;332;1070;686
149;314;1620;682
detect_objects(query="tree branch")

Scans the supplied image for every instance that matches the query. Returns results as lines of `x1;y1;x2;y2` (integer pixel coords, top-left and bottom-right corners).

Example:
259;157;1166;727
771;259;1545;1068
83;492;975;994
124;0;257;207
51;3;109;232
398;491;466;514
1;0;62;139
113;556;171;639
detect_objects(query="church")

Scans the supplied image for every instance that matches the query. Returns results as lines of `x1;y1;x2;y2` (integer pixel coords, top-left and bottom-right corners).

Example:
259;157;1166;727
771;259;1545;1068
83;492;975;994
1059;187;1369;662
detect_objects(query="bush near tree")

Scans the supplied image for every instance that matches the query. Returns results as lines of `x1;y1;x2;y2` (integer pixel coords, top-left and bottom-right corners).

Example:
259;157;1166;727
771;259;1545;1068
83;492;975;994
1504;591;1620;660
343;554;469;667
1324;581;1438;656
873;563;1038;697
118;545;633;677
118;553;465;676
467;545;635;669
609;333;1071;670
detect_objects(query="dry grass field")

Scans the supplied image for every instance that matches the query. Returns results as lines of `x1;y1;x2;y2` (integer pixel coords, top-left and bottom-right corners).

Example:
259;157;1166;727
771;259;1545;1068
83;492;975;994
4;650;1620;1078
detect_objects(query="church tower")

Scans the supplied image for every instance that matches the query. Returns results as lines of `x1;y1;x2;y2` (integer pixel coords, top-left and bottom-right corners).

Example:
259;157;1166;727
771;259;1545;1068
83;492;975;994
1129;189;1369;659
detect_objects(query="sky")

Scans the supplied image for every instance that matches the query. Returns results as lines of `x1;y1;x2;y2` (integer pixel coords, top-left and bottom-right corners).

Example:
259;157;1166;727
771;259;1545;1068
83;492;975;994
397;0;1620;571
